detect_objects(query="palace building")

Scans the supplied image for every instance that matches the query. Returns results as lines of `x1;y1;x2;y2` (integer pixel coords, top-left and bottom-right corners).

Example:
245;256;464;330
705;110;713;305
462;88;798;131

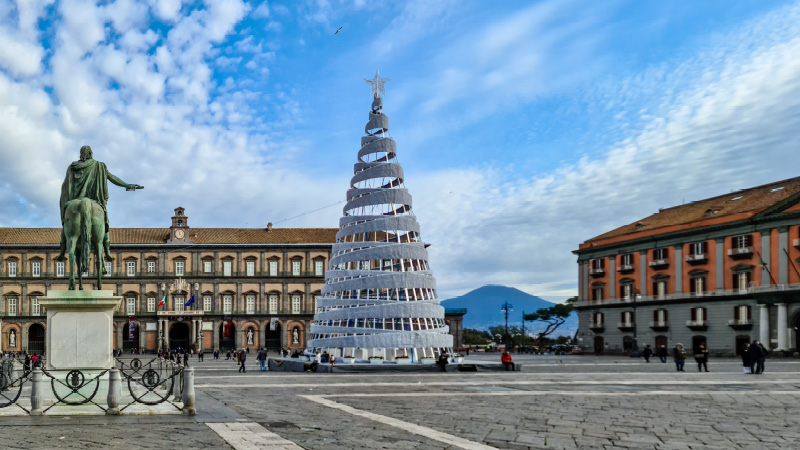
574;177;800;356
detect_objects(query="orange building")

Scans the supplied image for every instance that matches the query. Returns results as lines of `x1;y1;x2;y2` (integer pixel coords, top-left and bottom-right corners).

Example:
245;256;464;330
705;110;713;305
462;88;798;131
574;177;800;356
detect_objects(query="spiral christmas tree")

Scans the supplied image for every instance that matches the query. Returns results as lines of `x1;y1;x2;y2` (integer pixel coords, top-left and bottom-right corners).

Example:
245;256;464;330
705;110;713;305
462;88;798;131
308;71;453;361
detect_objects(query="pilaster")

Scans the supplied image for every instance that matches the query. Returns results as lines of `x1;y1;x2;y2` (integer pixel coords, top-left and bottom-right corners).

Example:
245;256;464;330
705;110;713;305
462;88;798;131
673;245;683;293
715;238;724;291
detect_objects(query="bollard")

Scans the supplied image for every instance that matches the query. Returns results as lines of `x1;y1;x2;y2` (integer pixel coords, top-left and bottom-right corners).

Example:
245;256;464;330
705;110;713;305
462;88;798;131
1;359;8;392
106;369;121;415
171;365;182;401
182;366;196;415
30;368;43;416
10;360;20;387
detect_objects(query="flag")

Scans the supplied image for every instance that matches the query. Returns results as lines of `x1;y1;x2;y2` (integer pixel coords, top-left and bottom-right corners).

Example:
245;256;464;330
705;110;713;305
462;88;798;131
158;294;166;308
184;295;195;308
760;257;768;271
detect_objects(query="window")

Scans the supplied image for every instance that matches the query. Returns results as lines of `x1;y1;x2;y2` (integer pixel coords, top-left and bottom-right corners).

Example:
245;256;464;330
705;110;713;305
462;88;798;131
223;261;232;276
591;259;605;270
689;242;707;256
620;283;633;300
361;260;370;271
246;295;255;314
126;297;136;315
734;272;752;292
147;297;155;312
694;277;706;294
734;305;751;323
147;261;156;273
32;261;41;277
246;261;255;276
56;261;65;277
315;260;324;276
203;261;211;273
174;296;184;312
313;295;319;312
105;261;112;276
620;254;633;266
592;313;604;327
652;280;667;299
733;234;752;249
292;260;301;276
8;262;17;277
126;261;136;276
621;311;633;326
31;297;41;316
203;295;212;312
8;298;17;316
223;295;232;314
653;309;667;325
690;307;707;324
592;286;604;301
269;295;278;314
291;294;301;313
269;260;278;276
175;261;185;276
653;248;668;260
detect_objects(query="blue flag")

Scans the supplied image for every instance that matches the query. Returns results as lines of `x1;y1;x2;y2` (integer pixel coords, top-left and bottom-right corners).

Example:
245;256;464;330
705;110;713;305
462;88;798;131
184;295;195;307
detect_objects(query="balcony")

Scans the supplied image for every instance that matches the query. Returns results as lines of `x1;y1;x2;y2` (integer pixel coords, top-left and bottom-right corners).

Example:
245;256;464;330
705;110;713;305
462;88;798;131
649;321;669;331
686;254;708;264
685;320;708;330
617;322;635;331
649;258;669;269
616;264;634;273
728;247;754;259
727;319;754;330
589;323;605;332
589;267;605;277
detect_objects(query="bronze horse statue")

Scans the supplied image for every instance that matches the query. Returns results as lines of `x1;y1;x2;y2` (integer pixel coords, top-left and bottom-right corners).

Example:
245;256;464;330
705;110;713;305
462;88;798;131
62;197;107;290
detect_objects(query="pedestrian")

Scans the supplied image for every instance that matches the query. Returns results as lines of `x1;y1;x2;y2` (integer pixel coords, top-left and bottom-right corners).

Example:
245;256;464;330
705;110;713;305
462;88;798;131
741;343;752;374
695;344;709;372
257;347;267;372
758;341;769;374
501;349;515;371
226;350;231;360
673;344;686;372
183;350;190;367
23;354;31;373
657;345;668;363
238;349;247;373
747;340;765;374
176;353;182;365
642;345;652;363
309;351;321;372
437;351;449;372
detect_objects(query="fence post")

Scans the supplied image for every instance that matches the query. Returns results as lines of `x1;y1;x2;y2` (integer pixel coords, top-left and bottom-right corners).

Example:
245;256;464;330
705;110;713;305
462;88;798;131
182;366;196;415
107;368;121;415
30;368;43;416
171;364;182;401
1;359;9;391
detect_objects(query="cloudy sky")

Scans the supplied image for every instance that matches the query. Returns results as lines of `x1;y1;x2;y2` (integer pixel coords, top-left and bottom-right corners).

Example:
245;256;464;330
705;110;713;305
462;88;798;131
1;0;799;301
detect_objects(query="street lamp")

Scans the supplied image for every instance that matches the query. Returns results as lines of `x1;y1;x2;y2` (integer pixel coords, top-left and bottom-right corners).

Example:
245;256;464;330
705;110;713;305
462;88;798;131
500;302;513;347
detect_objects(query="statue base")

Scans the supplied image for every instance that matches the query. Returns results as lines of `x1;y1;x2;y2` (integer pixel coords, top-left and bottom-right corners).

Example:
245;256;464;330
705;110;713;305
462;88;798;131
38;291;120;371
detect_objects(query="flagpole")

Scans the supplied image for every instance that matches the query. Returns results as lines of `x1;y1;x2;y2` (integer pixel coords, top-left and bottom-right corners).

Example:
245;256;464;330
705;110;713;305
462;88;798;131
756;250;777;286
784;248;800;281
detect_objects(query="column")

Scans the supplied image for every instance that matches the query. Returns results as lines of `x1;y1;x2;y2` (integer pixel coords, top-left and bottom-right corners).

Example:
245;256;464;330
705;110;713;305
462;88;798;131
305;250;311;274
235;324;242;350
777;303;788;350
213;320;220;350
761;231;771;286
578;262;584;301
236;252;242;276
715;238;724;291
191;320;197;345
778;227;788;284
639;251;647;296
608;257;615;299
759;304;770;346
157;319;162;351
674;245;683;293
305;282;311;311
21;321;29;352
582;263;589;301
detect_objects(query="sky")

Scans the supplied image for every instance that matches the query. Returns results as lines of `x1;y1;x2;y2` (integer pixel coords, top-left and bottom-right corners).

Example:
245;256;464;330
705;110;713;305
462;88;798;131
1;0;799;301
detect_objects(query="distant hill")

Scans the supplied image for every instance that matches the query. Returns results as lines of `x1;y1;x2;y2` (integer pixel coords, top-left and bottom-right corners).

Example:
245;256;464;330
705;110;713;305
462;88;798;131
441;285;578;337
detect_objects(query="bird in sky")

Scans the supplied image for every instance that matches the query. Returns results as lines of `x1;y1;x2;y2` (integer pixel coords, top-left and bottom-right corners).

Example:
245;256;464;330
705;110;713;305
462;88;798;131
335;26;342;35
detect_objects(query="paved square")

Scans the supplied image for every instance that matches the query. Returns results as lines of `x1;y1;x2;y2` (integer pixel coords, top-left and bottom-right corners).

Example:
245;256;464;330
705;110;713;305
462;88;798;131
1;354;799;449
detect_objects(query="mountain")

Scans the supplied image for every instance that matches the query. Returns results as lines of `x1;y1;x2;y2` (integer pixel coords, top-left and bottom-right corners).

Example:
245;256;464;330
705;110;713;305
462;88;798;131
441;285;578;337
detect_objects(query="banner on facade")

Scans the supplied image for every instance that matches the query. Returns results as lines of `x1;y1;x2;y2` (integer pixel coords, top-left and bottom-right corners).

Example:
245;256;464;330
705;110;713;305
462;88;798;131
270;317;278;331
128;318;138;341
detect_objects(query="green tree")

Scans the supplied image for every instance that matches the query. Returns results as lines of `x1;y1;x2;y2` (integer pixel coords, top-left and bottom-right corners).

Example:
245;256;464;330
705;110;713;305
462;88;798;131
463;328;492;345
488;325;525;347
523;296;576;342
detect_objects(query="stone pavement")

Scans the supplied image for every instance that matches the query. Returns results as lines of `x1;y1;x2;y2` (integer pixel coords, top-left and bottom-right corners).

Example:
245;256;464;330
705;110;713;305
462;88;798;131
1;354;799;449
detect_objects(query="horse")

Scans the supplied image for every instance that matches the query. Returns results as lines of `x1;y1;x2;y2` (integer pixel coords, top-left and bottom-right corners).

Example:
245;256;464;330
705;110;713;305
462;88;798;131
62;197;107;290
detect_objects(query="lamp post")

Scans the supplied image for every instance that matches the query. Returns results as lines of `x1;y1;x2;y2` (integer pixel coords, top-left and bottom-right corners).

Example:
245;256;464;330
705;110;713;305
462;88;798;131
500;302;513;348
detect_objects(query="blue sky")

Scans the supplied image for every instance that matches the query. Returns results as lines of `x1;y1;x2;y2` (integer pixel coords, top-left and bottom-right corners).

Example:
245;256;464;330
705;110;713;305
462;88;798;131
1;0;799;300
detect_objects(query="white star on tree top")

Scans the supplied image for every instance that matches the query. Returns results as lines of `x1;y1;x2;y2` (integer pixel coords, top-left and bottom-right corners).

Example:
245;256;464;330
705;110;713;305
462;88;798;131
365;69;390;97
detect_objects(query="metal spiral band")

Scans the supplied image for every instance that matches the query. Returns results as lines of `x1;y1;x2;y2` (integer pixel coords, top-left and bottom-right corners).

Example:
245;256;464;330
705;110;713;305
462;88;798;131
309;93;453;355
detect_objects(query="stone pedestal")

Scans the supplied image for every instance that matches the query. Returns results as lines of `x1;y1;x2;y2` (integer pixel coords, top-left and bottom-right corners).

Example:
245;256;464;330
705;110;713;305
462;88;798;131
38;290;120;370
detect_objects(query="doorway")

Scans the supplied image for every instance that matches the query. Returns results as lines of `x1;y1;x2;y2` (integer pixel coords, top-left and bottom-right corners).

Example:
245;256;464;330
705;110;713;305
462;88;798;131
593;336;604;355
220;321;236;351
265;321;281;350
169;322;191;351
122;322;139;351
692;335;707;356
655;335;668;351
622;336;634;354
735;335;751;356
28;323;45;355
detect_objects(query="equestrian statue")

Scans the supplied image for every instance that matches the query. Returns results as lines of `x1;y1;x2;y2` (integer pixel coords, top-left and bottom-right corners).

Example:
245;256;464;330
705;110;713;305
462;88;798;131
56;145;143;290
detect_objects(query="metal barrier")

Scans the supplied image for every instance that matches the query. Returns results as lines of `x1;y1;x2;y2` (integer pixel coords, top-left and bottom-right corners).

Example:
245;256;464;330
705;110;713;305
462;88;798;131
0;358;30;414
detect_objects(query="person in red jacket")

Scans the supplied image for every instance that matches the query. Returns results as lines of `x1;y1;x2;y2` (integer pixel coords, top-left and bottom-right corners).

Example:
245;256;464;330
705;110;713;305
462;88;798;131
501;350;515;371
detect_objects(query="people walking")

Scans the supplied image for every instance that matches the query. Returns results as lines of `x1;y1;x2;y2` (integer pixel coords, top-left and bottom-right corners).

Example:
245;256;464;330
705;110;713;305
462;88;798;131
501;349;515;371
747;340;765;374
758;341;769;374
695;344;709;372
257;348;268;372
741;343;752;374
657;345;668;363
673;344;686;372
238;349;247;373
642;345;652;363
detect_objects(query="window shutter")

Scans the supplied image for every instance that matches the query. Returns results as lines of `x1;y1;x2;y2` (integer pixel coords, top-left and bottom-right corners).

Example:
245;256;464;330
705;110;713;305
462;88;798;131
702;307;707;321
664;248;669;258
688;244;694;256
746;271;752;285
746;305;751;321
691;308;697;321
734;306;740;321
664;310;668;321
732;273;738;290
702;242;708;254
600;258;605;269
653;310;658;321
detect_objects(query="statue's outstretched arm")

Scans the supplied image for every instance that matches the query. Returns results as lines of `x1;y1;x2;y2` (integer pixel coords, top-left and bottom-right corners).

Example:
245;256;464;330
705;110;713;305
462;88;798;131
108;172;143;190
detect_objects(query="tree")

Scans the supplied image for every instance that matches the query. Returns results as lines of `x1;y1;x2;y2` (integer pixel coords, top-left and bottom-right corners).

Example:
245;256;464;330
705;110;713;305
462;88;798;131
488;325;525;347
463;328;492;345
523;296;576;342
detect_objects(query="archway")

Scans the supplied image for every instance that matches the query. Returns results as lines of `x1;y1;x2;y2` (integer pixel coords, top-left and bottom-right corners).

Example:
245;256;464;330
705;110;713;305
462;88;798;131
691;335;707;355
655;335;668;350
593;336;604;355
622;336;634;354
735;335;751;356
265;321;281;350
28;324;45;355
169;322;191;351
220;321;236;351
122;322;140;351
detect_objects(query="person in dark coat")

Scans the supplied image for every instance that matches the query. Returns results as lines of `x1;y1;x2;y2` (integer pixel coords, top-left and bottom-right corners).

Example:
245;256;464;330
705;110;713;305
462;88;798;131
642;345;653;363
673;344;686;372
741;343;752;373
437;352;449;372
694;344;709;372
757;341;769;374
747;340;765;374
657;345;668;363
238;349;247;373
257;348;268;372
